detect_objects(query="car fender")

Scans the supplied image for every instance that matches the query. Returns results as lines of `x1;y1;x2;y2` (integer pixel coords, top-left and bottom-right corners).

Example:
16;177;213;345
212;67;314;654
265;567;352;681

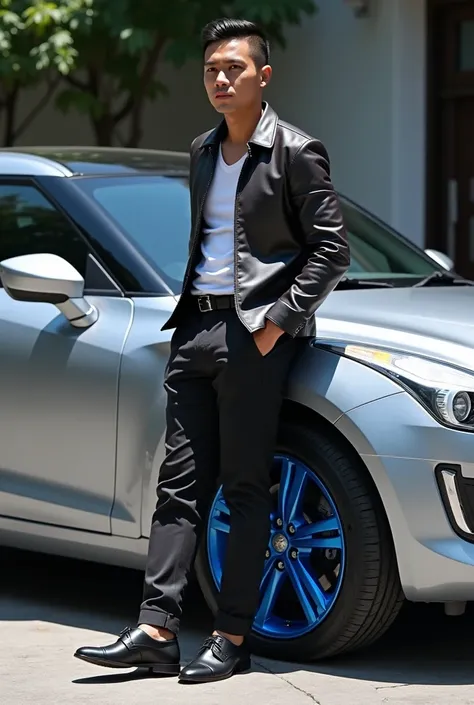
286;342;404;422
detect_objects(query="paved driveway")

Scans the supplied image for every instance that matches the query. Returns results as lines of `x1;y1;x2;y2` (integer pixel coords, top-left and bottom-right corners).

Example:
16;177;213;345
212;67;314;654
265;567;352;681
1;547;473;705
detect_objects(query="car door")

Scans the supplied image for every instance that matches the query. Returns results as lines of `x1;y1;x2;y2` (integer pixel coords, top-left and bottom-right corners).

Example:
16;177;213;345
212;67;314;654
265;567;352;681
0;180;133;533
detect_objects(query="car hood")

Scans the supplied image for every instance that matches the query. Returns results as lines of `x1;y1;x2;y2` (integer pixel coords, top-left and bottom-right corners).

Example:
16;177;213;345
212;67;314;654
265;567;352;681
316;286;474;372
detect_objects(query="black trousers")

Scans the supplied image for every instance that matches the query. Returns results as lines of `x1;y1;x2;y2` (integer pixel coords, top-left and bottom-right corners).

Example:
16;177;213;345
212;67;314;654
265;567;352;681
138;301;299;636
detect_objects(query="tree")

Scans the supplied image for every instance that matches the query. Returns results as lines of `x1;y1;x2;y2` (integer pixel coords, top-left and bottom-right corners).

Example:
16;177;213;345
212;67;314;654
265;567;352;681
0;0;91;146
56;0;318;147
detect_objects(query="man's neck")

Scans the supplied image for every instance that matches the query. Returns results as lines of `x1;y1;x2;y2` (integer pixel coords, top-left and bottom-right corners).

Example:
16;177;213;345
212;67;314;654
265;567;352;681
224;103;263;145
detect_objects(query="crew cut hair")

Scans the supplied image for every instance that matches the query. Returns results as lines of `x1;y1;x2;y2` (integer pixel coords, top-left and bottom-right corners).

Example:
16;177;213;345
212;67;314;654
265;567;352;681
201;17;270;68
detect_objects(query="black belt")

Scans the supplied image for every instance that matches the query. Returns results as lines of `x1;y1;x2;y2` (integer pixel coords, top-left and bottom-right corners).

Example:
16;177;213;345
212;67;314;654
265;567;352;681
193;294;236;313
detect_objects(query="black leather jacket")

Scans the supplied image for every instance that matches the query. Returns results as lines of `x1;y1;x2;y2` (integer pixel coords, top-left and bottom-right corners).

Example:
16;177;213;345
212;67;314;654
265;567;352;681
163;102;350;337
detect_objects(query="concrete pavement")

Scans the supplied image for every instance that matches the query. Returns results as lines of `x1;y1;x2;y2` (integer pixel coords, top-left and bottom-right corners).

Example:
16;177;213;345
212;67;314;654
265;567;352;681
1;547;474;705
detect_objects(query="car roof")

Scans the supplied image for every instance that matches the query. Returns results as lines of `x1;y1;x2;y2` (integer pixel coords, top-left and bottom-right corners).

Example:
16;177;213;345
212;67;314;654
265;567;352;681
0;146;190;177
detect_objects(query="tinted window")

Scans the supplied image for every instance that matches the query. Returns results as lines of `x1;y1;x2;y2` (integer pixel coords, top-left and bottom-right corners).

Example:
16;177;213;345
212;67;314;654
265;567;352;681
0;183;89;282
75;175;440;293
76;175;190;293
341;202;437;278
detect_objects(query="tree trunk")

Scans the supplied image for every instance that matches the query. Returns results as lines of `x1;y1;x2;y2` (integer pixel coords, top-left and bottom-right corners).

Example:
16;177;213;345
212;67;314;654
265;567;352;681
14;76;61;142
118;34;165;148
2;87;19;147
125;104;143;148
91;114;116;146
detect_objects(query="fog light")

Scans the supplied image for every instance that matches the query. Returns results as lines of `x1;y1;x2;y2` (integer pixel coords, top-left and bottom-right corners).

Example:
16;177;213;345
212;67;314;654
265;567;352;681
435;390;472;425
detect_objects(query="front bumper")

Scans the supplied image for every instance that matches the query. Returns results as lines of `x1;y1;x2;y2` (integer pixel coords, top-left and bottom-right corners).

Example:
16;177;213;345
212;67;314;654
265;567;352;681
335;390;474;602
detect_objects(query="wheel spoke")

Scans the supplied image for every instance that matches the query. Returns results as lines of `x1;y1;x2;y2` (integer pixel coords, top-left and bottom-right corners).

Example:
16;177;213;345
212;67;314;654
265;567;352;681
292;535;342;550
215;497;230;516
211;517;230;534
255;561;285;628
292;516;342;550
297;516;339;536
278;458;292;519
287;558;330;623
296;559;330;612
278;459;307;524
260;555;276;584
286;559;317;624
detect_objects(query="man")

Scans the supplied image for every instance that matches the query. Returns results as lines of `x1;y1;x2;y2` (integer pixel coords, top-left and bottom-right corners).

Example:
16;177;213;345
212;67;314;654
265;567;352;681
75;17;350;684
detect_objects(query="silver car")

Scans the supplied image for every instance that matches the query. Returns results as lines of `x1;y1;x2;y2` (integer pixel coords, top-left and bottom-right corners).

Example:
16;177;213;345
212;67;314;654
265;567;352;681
1;147;473;663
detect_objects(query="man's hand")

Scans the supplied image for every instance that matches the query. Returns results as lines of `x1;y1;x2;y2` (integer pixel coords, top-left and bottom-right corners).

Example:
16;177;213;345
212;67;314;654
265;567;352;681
253;319;285;356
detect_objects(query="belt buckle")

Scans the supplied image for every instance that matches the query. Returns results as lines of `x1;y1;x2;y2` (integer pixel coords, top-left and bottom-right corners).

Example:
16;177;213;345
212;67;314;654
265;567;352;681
198;295;213;312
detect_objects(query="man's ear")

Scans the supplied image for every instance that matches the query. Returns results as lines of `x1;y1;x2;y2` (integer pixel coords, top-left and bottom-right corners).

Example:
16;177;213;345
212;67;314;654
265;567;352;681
260;65;272;89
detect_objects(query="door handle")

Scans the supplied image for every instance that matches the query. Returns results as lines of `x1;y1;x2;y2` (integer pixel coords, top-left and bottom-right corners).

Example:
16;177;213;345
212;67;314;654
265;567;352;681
447;178;458;262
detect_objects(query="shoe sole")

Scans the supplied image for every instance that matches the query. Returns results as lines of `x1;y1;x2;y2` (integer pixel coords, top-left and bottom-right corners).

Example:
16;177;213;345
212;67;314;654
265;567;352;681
74;653;180;676
178;658;251;684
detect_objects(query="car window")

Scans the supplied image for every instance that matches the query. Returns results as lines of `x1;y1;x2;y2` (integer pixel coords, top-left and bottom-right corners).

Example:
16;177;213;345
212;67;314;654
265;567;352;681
0;183;89;285
341;202;437;278
76;175;191;293
75;175;440;293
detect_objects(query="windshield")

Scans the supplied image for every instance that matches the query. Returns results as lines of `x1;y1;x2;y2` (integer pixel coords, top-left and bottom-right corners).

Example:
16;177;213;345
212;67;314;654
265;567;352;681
340;201;437;279
75;174;439;294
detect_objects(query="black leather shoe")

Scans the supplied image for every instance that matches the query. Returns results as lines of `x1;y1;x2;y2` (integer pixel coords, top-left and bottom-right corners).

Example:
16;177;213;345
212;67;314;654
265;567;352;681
179;635;251;683
74;626;180;676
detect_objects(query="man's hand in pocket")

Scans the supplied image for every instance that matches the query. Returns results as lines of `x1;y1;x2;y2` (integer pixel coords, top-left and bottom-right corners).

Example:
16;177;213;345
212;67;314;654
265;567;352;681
252;319;285;356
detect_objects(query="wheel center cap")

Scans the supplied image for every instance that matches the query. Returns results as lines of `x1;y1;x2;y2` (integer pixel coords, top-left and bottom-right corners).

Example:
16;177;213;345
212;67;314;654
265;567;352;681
272;533;289;553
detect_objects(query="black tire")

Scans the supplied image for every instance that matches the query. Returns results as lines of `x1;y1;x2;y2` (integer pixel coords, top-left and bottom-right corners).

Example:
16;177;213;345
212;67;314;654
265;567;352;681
195;418;404;662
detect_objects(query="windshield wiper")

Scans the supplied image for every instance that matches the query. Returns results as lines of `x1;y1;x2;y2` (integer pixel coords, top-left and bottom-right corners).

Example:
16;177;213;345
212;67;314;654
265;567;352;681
336;276;394;290
413;271;474;287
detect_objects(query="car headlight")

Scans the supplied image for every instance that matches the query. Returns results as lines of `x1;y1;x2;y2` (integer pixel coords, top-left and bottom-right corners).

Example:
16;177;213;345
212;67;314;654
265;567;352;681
321;342;474;431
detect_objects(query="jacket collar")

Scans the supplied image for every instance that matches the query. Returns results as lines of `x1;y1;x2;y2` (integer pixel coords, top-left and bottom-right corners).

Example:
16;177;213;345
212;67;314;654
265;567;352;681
202;102;278;150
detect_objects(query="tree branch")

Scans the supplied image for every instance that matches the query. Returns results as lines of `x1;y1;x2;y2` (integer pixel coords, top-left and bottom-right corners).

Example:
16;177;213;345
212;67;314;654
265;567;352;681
113;93;134;125
3;84;19;146
65;73;90;91
13;75;62;141
127;34;166;146
88;66;100;96
113;32;165;128
137;34;166;100
114;126;127;147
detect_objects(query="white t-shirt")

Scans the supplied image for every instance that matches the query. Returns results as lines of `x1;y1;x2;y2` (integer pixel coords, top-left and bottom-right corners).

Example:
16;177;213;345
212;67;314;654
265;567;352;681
191;144;246;295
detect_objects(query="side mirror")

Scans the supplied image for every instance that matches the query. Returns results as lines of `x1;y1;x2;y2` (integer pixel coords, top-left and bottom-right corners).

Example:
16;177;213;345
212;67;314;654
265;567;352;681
0;253;98;328
424;248;454;272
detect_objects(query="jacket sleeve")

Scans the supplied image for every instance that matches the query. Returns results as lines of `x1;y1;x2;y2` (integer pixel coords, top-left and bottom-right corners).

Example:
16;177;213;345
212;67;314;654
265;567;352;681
265;138;350;337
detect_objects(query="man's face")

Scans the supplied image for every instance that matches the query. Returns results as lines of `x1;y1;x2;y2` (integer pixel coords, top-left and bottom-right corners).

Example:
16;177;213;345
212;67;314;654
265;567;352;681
203;37;271;114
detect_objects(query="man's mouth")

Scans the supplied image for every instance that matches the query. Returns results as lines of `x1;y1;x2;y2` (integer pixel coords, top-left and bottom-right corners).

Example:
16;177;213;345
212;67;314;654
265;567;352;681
215;93;231;98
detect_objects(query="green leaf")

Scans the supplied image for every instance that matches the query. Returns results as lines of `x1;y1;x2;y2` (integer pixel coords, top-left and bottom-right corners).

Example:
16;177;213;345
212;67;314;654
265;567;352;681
50;28;73;48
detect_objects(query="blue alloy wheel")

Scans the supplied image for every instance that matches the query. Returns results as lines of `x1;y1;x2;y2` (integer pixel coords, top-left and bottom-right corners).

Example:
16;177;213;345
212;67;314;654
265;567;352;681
199;422;403;660
207;454;346;639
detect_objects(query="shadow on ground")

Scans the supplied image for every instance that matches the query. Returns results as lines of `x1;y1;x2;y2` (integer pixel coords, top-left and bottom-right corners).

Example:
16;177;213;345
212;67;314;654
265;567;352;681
1;546;473;688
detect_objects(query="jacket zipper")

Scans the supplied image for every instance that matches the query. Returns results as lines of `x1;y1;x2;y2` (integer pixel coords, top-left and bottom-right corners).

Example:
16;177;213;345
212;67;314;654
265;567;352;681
233;143;252;330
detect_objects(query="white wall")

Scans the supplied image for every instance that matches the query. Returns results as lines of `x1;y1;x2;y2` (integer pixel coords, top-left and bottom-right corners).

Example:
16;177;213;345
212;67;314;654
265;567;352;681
5;0;427;245
261;0;426;246
390;0;427;247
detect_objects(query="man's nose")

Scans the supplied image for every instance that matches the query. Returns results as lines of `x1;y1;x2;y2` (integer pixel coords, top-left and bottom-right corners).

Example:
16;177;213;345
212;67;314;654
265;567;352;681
215;70;229;87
